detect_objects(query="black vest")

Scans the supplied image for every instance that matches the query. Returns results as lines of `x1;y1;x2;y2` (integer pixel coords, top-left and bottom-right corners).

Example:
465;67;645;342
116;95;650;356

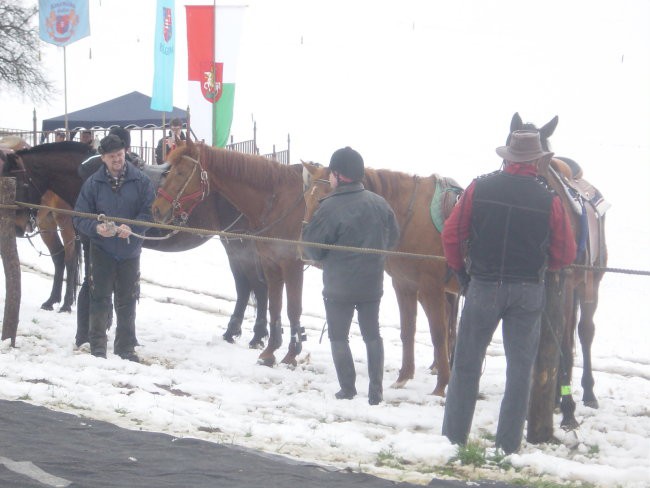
468;171;554;282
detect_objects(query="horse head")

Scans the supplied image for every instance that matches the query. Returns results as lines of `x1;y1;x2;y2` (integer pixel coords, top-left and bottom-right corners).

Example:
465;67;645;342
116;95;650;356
301;161;331;226
152;138;209;225
509;112;559;152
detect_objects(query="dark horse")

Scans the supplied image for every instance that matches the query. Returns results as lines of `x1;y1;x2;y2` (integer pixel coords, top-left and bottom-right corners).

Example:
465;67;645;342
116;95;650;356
509;114;608;436
152;139;307;368
302;162;461;396
0;137;79;312
0;141;268;346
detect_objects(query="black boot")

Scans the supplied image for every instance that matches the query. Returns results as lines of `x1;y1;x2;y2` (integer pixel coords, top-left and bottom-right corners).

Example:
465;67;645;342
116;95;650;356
223;315;243;343
331;340;356;400
75;280;90;347
366;338;384;405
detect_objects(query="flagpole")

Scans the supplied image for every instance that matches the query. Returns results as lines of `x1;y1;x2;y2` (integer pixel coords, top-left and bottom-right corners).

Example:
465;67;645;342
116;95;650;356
63;45;69;135
212;0;217;147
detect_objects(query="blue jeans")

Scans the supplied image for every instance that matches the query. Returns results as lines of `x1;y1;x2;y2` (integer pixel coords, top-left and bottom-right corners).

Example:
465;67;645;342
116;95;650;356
442;279;544;454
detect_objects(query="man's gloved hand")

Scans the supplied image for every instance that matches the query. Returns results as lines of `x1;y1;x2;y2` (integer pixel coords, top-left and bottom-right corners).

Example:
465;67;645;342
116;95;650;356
454;268;471;295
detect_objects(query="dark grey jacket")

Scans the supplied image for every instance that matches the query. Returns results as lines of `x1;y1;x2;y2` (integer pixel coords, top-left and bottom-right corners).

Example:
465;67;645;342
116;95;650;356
73;162;155;260
302;182;400;302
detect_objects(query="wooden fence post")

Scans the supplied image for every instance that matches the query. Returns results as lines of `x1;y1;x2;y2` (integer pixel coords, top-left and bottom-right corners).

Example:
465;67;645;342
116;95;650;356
1;177;20;346
527;271;564;443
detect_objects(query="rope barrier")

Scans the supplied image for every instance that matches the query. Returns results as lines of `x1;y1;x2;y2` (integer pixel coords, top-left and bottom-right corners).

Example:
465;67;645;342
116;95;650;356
4;201;650;277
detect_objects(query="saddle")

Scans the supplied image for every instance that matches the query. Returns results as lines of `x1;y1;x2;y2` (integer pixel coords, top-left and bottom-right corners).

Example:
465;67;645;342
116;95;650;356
430;176;463;234
548;157;608;269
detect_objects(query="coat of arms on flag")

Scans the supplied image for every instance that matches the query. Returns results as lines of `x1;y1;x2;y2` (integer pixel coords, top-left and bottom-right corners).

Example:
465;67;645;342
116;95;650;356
39;0;90;47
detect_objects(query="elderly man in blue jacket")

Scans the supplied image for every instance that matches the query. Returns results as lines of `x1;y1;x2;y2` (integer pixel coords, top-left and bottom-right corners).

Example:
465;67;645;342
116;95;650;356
73;135;155;362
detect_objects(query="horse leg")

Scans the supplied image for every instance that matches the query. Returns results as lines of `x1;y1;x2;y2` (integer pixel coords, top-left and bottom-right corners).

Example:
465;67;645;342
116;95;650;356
578;285;600;409
559;283;580;431
419;286;450;397
390;279;417;388
249;272;269;349
280;261;305;366
257;263;284;366
39;212;65;310
59;224;79;313
223;265;250;344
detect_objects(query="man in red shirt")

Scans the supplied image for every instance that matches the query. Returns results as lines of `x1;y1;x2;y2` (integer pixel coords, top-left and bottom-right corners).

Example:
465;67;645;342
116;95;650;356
441;130;576;454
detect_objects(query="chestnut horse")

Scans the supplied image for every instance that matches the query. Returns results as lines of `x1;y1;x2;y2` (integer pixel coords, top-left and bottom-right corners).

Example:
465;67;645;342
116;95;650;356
151;139;307;367
0;141;268;346
0;136;78;311
302;163;461;396
509;113;608;434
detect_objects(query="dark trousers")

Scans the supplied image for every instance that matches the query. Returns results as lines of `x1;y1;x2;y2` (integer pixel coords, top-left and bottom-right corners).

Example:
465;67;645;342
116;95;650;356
324;298;381;343
442;279;544;454
76;236;112;347
88;243;140;356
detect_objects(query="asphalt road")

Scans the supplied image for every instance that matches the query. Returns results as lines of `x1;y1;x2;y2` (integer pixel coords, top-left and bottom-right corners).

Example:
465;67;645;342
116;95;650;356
0;399;522;488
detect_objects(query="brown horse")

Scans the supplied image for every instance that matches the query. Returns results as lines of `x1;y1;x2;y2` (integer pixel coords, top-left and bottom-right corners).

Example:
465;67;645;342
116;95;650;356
302;163;461;396
151;139;307;367
0;141;269;346
509;113;607;433
0;136;79;312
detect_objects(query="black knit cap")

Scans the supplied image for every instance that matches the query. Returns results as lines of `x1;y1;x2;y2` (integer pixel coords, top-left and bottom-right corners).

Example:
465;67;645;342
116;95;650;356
98;134;125;155
329;146;364;182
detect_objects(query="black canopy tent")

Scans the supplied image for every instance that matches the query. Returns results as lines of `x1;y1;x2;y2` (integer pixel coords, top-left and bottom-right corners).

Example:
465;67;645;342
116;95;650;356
41;91;187;131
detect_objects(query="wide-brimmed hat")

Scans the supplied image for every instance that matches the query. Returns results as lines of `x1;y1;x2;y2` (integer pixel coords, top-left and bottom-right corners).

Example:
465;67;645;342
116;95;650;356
496;130;553;163
98;134;125;155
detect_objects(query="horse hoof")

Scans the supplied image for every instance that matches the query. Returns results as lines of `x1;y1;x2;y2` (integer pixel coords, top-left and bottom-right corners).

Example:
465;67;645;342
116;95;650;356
583;398;599;409
58;306;72;313
280;354;297;367
248;337;266;349
41;303;54;311
431;387;446;397
223;334;236;344
561;418;580;431
390;379;408;389
257;355;275;367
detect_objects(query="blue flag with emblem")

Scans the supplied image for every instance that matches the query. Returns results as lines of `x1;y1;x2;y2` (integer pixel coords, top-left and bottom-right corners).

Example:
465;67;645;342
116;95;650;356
39;0;90;47
151;0;176;112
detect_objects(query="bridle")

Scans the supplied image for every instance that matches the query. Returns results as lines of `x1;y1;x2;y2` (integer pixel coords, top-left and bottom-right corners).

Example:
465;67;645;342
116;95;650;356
156;155;210;225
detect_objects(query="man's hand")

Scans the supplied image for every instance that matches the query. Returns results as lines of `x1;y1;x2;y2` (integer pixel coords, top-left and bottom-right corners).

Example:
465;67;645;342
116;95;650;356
454;268;471;295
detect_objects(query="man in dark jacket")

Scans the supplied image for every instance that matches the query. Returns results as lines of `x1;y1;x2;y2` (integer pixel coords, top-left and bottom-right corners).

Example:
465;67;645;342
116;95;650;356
73;135;155;362
441;130;577;454
302;147;400;405
155;118;186;164
75;127;145;349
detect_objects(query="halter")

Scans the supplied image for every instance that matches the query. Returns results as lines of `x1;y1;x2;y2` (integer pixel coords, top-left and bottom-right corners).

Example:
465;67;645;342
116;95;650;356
156;155;210;225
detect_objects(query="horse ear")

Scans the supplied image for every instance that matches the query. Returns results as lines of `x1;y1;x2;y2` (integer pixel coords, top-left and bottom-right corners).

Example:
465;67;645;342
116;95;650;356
540;116;559;139
301;161;321;176
185;135;199;158
510;112;523;132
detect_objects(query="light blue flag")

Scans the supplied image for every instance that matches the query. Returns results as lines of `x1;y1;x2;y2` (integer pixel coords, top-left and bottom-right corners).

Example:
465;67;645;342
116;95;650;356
39;0;90;47
151;0;176;112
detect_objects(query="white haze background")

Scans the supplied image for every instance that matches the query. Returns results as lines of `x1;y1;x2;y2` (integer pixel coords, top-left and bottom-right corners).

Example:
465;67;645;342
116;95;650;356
1;1;649;487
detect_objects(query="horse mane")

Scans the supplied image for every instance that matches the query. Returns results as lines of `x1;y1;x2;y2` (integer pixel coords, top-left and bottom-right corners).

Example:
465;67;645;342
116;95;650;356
17;141;93;157
197;143;301;190
363;167;423;200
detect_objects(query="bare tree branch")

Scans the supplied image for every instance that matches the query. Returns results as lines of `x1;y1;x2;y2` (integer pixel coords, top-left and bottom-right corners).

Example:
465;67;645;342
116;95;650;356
0;0;54;102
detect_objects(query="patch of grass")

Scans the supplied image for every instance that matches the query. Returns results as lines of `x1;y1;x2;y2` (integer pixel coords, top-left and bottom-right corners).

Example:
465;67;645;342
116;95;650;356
452;441;486;467
587;444;599;456
114;407;128;415
18;394;31;401
375;447;408;470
